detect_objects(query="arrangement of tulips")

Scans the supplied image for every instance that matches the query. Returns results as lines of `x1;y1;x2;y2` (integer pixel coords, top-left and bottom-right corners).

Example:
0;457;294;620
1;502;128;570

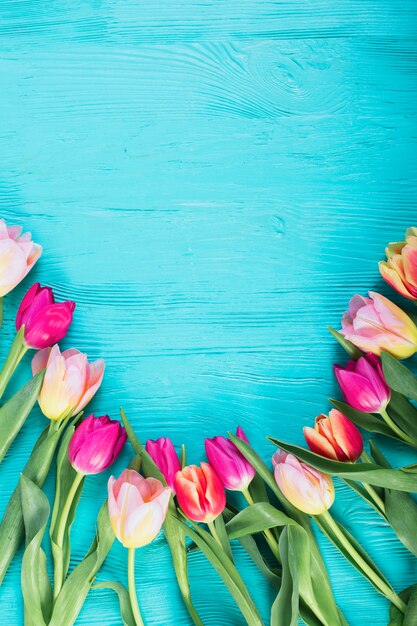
1;217;417;626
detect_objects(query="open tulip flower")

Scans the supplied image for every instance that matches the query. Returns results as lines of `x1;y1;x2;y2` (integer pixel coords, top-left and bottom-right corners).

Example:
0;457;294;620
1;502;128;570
32;344;105;422
304;410;363;462
272;450;334;515
68;414;126;475
340;291;417;359
379;227;417;300
174;462;226;524
16;282;75;349
204;426;256;492
0;219;42;298
145;437;181;493
334;353;390;414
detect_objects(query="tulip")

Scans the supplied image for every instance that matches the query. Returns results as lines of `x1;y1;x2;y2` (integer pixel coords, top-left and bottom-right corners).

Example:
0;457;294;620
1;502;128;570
0;219;42;297
68;414;126;475
272;450;334;515
32;344;105;421
379;227;417;300
340;291;417;359
204;426;256;492
334;353;390;413
145;437;181;493
108;469;171;549
174;462;226;523
16;282;75;349
304;410;363;462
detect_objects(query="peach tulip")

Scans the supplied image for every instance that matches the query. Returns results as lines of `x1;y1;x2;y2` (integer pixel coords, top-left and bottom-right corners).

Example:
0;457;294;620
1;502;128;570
379;227;417;299
304;410;363;462
32;344;105;421
0;219;42;297
108;469;171;548
174;462;226;523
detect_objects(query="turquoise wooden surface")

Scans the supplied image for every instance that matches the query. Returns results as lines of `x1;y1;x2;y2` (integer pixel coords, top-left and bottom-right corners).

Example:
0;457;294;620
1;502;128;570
1;1;417;624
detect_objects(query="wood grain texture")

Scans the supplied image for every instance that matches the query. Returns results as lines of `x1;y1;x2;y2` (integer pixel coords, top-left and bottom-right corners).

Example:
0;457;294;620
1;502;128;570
1;1;417;624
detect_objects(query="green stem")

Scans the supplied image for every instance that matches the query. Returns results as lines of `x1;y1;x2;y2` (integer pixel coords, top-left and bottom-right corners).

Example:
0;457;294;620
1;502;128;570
207;520;222;547
53;471;84;599
0;328;28;400
362;482;386;514
379;408;417;446
128;548;145;626
242;488;281;563
319;510;406;613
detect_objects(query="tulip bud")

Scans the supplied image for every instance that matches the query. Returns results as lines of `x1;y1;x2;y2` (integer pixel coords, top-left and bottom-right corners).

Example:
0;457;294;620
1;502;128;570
32;344;105;421
272;450;334;515
0;219;42;297
379;227;417;300
145;437;181;493
174;462;226;523
334;353;390;413
16;282;75;349
204;426;256;491
340;291;417;359
304;410;363;462
108;469;171;548
68;414;126;475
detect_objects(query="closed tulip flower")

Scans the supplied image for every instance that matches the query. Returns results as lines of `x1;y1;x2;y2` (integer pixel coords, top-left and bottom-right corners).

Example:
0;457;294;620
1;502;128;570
205;426;256;492
32;344;105;421
304;410;363;462
16;282;75;349
334;353;390;413
0;219;42;297
145;437;181;493
174;462;226;523
379;227;417;300
68;414;126;475
340;291;417;359
108;469;171;548
272;450;334;515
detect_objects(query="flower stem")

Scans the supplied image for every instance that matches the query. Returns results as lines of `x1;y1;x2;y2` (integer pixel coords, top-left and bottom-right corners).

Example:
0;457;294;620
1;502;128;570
207;520;222;547
53;471;84;599
379;408;417;446
0;328;28;401
319;510;406;613
128;548;145;626
242;488;281;563
362;482;386;515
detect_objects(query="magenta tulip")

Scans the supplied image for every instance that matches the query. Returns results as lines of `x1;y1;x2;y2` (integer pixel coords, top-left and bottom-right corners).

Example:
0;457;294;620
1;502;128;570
68;414;127;475
334;353;391;413
204;426;256;492
146;437;181;493
16;282;75;349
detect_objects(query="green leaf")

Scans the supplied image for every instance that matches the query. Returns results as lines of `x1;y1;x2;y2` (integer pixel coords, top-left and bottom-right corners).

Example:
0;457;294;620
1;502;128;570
388;391;417;440
180;444;186;468
342;478;386;518
174;516;264;626
0;422;64;584
382;351;417;402
268;437;417;492
389;585;417;625
20;475;52;626
93;581;135;626
0;370;45;463
271;528;298;626
329;398;399;440
226;502;298;539
328;326;363;359
214;514;234;562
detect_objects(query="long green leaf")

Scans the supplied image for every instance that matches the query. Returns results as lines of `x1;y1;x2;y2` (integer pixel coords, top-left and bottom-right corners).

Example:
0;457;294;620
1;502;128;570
226;502;298;539
93;581;135;626
268;437;417;492
388;391;417;439
271;528;298;626
382;351;417;401
20;475;52;626
0;370;45;463
389;585;417;625
328;327;362;359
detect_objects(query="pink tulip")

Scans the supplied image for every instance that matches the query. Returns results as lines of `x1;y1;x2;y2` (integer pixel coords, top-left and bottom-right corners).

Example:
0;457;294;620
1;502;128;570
108;469;171;548
379;227;417;300
174;462;226;523
204;426;256;491
340;291;417;359
32;344;105;421
334;353;390;413
145;437;181;493
0;219;42;297
16;282;75;349
68;414;126;475
272;450;334;515
304;410;363;462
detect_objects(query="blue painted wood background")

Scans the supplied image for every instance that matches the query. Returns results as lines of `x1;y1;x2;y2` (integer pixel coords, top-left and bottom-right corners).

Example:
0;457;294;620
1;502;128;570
1;1;417;624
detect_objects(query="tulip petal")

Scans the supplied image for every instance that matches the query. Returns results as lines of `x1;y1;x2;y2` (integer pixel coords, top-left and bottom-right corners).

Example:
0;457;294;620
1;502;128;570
304;426;339;460
328;409;363;462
